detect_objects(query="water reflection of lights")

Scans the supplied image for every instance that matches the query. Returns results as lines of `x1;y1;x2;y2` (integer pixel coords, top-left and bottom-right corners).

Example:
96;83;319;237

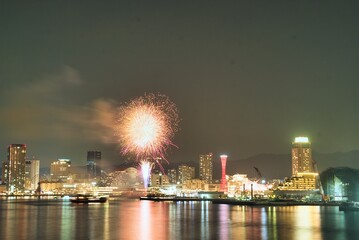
230;205;247;238
268;207;277;239
61;203;71;240
201;201;209;239
261;208;268;240
219;204;230;239
140;201;152;239
103;203;110;240
294;206;322;240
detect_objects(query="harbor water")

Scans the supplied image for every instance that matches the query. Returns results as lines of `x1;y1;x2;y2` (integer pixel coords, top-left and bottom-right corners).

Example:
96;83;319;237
0;198;358;240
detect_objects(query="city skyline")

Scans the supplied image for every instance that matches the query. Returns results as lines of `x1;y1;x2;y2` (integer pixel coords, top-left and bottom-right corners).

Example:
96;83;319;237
1;2;358;171
2;136;359;180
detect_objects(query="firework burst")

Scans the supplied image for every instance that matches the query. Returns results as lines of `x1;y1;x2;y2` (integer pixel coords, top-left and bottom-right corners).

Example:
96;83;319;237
115;93;179;161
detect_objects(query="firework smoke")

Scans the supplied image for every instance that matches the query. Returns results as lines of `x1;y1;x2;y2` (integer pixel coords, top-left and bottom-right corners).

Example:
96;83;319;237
115;93;179;161
140;160;154;189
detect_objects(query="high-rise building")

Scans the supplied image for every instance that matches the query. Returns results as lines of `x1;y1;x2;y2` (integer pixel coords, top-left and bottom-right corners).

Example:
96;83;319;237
51;159;71;181
2;161;9;185
292;137;314;176
25;160;31;189
199;153;213;183
25;159;40;190
167;168;177;184
6;144;27;192
278;136;322;197
220;154;228;191
150;170;169;187
178;164;195;184
87;151;101;178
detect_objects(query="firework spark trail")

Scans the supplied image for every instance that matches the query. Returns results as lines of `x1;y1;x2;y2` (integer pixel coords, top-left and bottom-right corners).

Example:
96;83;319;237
140;160;154;189
116;93;179;162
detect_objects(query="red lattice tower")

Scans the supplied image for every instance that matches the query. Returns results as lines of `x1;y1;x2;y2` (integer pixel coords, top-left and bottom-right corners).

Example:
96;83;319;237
220;155;228;192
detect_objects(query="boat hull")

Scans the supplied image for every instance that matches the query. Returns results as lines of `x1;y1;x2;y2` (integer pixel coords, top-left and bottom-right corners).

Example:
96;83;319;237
70;197;107;203
339;206;359;211
339;202;359;211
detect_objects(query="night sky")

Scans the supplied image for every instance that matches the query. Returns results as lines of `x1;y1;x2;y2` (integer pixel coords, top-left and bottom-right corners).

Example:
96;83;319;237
1;2;358;171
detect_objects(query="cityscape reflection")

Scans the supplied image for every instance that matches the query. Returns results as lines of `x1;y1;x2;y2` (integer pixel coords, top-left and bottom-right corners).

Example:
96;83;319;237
0;199;359;239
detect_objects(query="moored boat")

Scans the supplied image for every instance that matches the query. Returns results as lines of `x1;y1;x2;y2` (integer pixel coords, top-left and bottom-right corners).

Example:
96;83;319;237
339;202;359;211
70;195;107;203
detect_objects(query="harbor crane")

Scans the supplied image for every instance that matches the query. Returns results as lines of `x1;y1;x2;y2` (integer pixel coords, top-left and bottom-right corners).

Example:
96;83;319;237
253;166;265;183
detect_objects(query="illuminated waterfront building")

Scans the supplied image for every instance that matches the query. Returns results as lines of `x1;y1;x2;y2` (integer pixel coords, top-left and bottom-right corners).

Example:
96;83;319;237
108;167;141;189
292;137;314;176
273;137;321;200
178;164;195;184
321;167;359;202
182;179;221;192
0;184;6;193
87;151;101;178
25;159;40;190
40;181;65;193
227;174;268;198
277;173;318;191
183;179;205;190
199;153;213;183
50;159;71;181
273;172;322;201
5;144;27;192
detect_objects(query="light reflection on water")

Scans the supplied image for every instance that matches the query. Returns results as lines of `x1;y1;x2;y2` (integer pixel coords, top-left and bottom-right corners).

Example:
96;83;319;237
0;199;359;239
218;204;229;239
294;206;322;240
